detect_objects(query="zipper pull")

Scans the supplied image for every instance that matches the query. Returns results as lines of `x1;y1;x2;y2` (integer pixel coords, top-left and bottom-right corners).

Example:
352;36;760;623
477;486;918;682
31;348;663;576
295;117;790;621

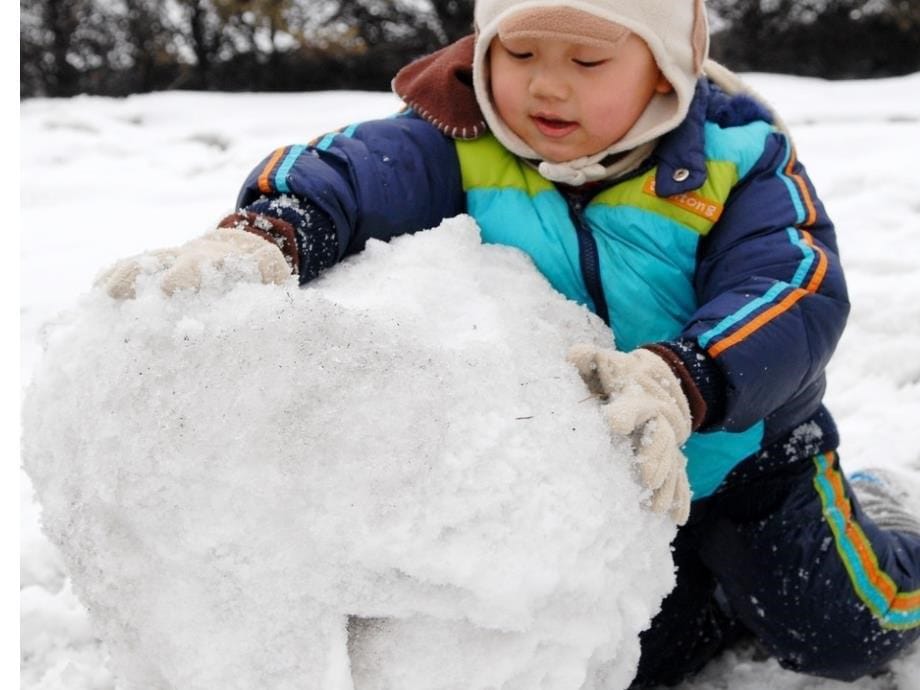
568;195;585;215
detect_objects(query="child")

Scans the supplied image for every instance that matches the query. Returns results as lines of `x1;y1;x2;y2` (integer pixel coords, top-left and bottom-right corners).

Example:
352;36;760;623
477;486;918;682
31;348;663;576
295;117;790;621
99;0;920;685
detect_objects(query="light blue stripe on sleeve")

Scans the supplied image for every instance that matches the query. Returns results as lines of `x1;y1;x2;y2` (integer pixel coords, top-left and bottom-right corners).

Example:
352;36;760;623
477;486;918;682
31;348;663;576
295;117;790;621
273;145;306;194
698;225;818;350
316;123;360;151
787;228;815;287
774;136;805;225
316;133;337;150
698;282;789;348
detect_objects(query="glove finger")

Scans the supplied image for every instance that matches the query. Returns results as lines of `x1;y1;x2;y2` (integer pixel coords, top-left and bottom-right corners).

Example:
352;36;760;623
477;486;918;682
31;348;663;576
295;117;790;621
659;405;692;444
255;246;291;285
602;392;656;436
101;262;141;299
593;356;631;399
208;227;269;252
94;261;120;288
646;381;692;442
649;463;678;514
100;247;183;299
670;472;691;526
636;422;675;491
566;345;606;397
635;424;679;491
161;255;203;295
629;361;693;440
149;248;181;267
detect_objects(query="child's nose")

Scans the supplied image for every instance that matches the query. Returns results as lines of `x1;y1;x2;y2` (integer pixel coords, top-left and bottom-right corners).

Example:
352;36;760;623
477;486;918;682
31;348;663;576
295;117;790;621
528;67;570;100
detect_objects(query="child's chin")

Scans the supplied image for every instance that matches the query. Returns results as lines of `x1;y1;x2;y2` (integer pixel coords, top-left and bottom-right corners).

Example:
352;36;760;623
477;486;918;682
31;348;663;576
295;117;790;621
525;138;564;160
528;137;595;164
533;145;579;164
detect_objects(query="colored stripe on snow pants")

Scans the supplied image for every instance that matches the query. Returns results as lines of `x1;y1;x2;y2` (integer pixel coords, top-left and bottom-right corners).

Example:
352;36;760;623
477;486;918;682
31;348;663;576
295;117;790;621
813;452;920;630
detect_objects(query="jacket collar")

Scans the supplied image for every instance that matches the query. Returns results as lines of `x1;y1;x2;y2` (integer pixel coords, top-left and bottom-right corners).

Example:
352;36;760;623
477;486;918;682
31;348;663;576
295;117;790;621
652;79;710;197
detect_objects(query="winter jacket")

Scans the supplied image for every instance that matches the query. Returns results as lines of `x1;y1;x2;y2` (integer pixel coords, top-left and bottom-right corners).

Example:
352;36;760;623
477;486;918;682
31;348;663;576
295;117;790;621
234;50;849;501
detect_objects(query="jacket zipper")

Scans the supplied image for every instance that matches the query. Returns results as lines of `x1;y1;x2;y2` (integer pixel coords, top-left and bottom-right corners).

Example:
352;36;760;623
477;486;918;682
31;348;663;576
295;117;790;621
565;196;610;327
560;157;659;329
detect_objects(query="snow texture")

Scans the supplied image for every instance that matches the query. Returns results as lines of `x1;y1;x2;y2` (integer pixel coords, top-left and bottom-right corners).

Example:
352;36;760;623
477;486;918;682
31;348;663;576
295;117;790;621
20;75;920;689
22;217;676;690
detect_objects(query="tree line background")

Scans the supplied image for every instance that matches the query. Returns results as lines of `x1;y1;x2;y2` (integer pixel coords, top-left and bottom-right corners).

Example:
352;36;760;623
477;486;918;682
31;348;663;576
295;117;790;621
20;0;920;98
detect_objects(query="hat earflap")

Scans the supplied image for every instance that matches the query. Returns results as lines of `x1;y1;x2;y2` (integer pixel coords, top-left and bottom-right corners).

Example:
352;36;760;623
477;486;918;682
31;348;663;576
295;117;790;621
692;0;709;74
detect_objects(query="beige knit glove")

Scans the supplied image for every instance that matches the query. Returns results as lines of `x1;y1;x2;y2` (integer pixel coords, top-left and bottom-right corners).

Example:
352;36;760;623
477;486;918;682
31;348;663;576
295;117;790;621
568;344;692;525
95;228;290;299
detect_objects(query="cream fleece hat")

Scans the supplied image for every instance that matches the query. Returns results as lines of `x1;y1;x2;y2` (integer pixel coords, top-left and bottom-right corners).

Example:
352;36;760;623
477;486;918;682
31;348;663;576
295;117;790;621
472;0;710;185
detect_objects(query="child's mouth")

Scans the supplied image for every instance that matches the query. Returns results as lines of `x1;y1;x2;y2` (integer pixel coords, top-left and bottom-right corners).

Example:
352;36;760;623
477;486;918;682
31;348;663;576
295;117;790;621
531;115;578;138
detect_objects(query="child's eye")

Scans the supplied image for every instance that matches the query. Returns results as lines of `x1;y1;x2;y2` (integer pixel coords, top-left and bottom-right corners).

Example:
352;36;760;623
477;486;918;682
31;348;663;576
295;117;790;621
506;49;533;60
574;58;608;68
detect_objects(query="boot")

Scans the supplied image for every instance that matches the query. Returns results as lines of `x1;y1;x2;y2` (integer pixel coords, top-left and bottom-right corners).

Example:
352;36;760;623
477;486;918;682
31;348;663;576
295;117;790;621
849;468;920;537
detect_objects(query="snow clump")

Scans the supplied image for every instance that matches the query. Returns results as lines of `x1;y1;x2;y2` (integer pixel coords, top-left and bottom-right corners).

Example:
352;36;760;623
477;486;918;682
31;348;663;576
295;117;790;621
22;215;676;690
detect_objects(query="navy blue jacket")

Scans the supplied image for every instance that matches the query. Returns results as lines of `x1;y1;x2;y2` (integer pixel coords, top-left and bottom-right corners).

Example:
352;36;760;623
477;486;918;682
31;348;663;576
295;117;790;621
235;79;849;499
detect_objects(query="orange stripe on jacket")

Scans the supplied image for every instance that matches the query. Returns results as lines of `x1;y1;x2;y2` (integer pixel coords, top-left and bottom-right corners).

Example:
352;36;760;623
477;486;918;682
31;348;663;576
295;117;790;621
802;231;829;293
702;150;826;359
786;150;818;227
257;148;287;195
707;288;809;358
707;231;828;358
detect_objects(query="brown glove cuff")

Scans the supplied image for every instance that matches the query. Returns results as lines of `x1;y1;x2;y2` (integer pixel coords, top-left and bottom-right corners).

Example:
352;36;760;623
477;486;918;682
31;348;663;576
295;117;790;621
641;344;708;432
218;212;299;275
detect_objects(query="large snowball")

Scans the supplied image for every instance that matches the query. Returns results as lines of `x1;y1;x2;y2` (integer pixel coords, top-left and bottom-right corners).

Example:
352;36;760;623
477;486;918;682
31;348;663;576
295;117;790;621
22;216;676;690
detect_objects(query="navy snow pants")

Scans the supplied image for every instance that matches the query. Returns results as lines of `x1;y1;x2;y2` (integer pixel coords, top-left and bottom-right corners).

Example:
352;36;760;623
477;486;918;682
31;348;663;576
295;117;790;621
631;450;920;687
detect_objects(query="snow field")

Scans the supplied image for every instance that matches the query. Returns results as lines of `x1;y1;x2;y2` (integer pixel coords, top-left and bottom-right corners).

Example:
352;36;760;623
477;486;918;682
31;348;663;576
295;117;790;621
20;73;920;688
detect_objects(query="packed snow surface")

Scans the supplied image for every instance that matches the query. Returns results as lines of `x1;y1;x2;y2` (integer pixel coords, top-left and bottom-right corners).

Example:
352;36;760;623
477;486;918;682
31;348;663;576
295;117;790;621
20;73;920;689
22;218;677;690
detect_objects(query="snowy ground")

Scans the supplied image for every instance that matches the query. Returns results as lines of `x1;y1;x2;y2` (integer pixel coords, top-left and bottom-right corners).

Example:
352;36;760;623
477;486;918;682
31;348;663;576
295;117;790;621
19;73;920;689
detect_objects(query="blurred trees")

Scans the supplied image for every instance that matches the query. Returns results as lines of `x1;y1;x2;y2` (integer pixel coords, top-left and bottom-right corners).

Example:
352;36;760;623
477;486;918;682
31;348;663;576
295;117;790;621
21;0;114;97
708;0;920;78
20;0;920;98
20;0;475;97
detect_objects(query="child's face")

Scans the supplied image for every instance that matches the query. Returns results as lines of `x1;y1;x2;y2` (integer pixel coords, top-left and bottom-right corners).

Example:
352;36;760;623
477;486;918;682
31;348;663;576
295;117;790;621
489;33;672;163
